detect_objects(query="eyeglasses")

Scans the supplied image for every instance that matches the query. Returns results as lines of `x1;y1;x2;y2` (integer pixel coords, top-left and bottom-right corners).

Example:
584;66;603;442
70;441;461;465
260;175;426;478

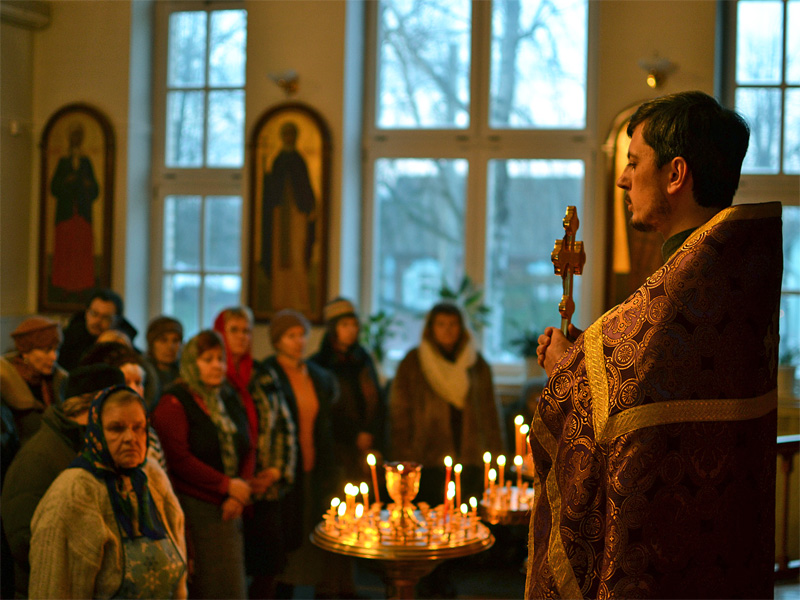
87;308;117;325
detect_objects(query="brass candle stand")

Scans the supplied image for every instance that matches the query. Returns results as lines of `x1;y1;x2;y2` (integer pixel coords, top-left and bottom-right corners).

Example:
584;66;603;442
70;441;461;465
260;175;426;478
311;461;494;599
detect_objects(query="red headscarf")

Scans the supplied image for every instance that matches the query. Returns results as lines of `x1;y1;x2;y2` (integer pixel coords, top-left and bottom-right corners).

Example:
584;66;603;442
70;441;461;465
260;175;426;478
213;310;257;479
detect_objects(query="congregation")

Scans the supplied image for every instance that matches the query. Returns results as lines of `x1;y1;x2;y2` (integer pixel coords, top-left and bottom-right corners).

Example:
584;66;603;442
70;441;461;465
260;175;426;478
0;290;504;599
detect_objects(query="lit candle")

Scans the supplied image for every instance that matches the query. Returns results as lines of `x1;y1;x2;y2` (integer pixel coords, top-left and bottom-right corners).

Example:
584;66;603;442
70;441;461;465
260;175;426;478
355;503;364;520
514;454;523;488
514;414;524;456
367;453;381;505
360;482;370;509
444;455;453;504
345;483;357;515
469;496;478;517
446;482;455;528
497;455;506;486
488;468;497;493
483;452;491;490
454;463;462;508
460;503;468;524
520;424;530;454
337;500;347;523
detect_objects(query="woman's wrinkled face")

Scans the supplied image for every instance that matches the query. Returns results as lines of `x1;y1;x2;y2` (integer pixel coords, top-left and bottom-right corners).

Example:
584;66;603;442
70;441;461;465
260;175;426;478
23;345;59;376
152;332;182;367
224;316;252;360
102;398;147;470
275;326;307;362
431;313;462;353
334;316;359;349
196;347;225;387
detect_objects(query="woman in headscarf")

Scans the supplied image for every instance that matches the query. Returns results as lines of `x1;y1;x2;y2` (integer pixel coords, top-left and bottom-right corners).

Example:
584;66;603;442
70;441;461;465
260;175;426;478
390;302;505;504
28;385;187;599
151;330;252;599
309;297;386;485
214;306;297;599
0;317;68;446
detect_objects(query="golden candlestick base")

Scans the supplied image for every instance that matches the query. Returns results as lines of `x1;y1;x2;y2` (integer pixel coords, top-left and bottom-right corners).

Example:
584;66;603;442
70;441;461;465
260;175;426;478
311;462;494;599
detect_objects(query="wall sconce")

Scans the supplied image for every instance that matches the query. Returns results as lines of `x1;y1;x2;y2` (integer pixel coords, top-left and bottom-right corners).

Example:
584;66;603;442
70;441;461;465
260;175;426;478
269;70;299;97
638;55;675;89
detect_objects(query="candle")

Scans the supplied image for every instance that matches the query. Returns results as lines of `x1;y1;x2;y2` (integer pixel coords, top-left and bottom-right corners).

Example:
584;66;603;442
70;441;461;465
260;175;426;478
360;482;370;509
520;424;530;453
444;455;453;503
514;414;524;456
345;483;357;515
514;454;523;488
497;455;506;486
367;453;381;505
460;503;468;530
483;452;491;490
488;468;497;492
355;503;364;520
337;500;347;523
446;482;455;528
454;463;462;508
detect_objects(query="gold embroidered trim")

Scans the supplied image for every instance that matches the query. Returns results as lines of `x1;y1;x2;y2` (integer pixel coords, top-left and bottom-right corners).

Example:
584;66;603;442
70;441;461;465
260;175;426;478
529;408;582;599
585;314;611;440
681;202;782;250
598;390;777;443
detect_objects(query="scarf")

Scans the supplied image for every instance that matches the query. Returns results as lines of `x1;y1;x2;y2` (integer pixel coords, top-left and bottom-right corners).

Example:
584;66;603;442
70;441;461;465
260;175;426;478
418;336;477;410
69;385;166;540
213;312;258;468
179;337;240;477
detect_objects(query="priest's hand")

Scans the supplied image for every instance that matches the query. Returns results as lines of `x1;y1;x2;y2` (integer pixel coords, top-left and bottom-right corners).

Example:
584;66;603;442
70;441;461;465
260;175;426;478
537;325;581;376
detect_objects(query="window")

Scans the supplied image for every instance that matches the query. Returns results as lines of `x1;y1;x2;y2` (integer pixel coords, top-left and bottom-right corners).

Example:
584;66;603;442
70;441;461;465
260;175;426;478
152;3;247;335
724;0;799;370
364;0;592;366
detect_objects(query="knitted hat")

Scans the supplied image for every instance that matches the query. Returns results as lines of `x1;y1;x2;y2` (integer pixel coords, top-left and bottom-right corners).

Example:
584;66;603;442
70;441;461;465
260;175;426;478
64;363;126;399
270;310;310;345
11;317;62;354
146;316;184;350
323;297;358;324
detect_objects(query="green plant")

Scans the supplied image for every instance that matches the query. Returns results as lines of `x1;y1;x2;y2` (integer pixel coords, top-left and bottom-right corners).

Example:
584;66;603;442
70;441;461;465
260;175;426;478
509;327;539;358
437;275;492;333
359;310;398;364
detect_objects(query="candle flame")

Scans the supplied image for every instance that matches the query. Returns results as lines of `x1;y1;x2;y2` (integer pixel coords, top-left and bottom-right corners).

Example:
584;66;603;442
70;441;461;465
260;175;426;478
444;456;453;467
497;455;506;466
514;455;523;466
469;496;478;508
488;468;497;482
483;451;491;463
520;424;530;435
331;497;341;508
355;504;364;518
454;463;462;474
515;414;524;426
338;502;347;516
461;503;468;515
360;482;369;494
367;453;376;466
397;464;404;472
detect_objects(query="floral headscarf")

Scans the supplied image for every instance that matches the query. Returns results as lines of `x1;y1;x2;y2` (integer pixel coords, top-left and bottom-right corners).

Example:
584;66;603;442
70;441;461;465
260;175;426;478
69;385;166;540
179;333;240;477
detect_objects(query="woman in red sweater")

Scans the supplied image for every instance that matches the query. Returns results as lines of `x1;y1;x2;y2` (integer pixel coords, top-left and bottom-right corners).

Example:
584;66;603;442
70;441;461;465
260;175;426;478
152;330;252;599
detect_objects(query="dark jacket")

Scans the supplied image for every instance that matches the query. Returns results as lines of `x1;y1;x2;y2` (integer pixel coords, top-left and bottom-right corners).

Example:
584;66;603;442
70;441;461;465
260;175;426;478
259;356;337;551
59;310;139;371
1;405;85;598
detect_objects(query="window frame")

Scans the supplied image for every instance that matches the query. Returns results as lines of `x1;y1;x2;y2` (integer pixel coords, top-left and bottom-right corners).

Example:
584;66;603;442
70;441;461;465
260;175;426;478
361;0;598;374
150;0;246;332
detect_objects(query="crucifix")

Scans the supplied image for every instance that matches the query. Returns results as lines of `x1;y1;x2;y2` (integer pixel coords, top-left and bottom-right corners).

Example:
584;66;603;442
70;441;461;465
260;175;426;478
551;206;585;340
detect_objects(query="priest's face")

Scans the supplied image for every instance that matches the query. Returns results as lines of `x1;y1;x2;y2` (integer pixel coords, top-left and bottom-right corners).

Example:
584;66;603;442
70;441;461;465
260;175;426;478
616;123;672;236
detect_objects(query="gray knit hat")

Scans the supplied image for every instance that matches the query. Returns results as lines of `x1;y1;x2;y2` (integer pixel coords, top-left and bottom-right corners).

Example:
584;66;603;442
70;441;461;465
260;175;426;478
269;310;310;345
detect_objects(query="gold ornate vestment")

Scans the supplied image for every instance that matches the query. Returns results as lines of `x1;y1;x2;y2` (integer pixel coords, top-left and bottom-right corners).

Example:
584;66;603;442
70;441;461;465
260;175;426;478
526;203;784;599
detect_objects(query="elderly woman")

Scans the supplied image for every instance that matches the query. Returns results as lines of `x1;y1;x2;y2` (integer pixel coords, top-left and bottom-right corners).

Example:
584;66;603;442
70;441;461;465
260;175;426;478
28;386;187;599
152;330;252;599
2;364;125;598
0;317;67;446
214;306;298;598
390;302;505;504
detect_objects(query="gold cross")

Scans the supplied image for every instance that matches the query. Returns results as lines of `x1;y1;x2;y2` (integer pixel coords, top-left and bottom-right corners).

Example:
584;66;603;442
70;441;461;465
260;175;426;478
551;206;585;339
